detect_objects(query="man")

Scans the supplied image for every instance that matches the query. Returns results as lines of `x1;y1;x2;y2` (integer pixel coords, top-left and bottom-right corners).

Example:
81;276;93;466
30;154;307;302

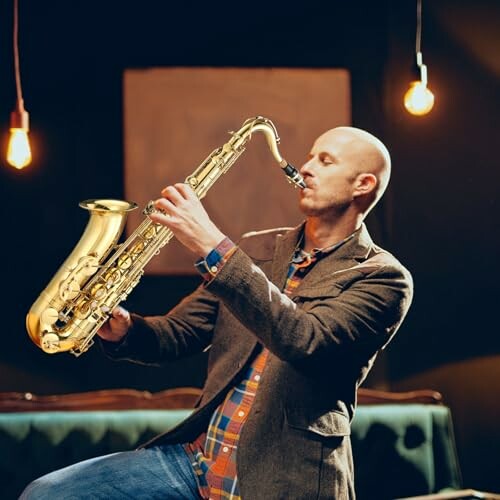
21;126;413;499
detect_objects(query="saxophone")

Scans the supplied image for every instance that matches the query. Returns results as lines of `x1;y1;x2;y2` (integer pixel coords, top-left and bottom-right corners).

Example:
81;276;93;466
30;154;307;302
26;116;306;356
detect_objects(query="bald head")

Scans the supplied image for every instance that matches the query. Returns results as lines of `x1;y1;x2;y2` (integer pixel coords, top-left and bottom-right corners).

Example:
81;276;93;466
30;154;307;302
317;126;391;212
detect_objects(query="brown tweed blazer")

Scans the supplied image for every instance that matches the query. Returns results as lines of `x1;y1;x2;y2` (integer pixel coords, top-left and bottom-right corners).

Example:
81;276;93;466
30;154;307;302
104;223;413;500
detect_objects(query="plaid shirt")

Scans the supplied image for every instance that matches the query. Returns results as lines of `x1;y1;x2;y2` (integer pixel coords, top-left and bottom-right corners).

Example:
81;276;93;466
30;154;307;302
185;231;354;499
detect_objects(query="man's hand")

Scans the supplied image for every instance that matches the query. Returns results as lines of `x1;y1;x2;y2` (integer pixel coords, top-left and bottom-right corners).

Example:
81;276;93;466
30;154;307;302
97;306;131;343
149;183;226;257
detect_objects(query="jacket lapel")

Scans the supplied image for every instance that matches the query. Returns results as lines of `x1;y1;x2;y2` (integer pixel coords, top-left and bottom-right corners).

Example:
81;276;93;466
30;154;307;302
271;223;304;290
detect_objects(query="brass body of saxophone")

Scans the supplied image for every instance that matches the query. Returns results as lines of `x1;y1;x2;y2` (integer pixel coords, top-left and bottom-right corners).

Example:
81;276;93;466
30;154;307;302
26;116;305;356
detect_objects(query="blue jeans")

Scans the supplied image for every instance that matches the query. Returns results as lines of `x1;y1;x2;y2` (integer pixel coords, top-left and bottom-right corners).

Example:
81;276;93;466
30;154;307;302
19;444;201;499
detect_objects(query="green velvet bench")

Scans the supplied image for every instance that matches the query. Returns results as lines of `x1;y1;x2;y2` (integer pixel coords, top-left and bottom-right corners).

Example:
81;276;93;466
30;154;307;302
0;388;463;499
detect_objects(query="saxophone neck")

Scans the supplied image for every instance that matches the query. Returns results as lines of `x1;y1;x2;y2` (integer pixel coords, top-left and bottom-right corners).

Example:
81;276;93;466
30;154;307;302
241;116;306;189
239;116;284;165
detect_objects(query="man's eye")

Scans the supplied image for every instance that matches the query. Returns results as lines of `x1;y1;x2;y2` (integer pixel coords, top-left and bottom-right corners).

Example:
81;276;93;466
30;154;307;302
321;157;333;165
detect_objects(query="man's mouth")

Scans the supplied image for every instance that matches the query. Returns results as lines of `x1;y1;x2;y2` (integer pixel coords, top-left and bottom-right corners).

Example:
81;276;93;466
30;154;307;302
300;186;313;198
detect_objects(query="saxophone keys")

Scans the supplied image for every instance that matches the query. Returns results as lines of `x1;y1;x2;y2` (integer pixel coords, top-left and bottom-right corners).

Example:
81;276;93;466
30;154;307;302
75;306;88;319
89;311;101;322
142;201;156;215
117;253;133;269
100;304;111;314
79;256;99;276
40;308;59;326
106;277;117;288
131;241;145;254
91;284;106;299
59;280;80;301
144;226;157;239
41;333;60;354
100;268;121;288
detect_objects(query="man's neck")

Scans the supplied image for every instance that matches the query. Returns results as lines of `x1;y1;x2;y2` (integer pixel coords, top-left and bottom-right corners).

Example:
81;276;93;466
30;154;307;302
303;213;363;253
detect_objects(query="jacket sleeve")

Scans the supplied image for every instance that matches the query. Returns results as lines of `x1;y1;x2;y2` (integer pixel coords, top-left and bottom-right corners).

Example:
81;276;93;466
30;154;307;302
206;247;413;363
100;285;219;366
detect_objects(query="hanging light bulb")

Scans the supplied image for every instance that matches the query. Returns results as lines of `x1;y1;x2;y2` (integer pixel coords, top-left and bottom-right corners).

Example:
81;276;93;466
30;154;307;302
404;53;434;116
404;0;435;116
6;0;32;170
404;82;434;116
7;100;31;169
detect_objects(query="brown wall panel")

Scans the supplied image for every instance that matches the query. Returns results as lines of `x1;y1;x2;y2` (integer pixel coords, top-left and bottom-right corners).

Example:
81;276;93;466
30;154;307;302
124;68;351;273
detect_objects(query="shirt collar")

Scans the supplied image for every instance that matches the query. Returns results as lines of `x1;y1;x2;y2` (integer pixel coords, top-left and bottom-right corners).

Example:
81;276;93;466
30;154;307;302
292;230;357;264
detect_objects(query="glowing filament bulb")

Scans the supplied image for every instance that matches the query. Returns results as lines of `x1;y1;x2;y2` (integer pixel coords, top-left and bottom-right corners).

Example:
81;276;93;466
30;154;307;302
404;81;435;116
7;127;32;169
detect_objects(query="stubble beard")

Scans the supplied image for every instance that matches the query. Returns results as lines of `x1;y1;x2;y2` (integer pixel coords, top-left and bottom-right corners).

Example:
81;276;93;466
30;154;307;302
299;196;351;219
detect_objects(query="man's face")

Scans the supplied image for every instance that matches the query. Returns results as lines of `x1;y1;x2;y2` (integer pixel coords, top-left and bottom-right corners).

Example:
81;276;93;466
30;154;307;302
298;129;363;217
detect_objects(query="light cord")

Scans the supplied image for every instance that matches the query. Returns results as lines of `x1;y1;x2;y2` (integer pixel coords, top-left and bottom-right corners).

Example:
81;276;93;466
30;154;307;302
13;0;24;108
415;0;422;57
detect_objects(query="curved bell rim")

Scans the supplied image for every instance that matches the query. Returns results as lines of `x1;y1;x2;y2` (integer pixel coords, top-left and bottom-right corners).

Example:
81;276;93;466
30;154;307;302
79;199;138;212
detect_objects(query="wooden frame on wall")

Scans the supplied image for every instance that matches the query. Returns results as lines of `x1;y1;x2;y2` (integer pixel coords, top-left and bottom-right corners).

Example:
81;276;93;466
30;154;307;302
124;67;351;274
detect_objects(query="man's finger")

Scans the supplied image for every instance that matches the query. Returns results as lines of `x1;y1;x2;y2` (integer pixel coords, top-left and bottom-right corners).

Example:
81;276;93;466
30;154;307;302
149;212;179;227
112;306;130;323
175;183;197;200
154;197;177;215
161;185;185;205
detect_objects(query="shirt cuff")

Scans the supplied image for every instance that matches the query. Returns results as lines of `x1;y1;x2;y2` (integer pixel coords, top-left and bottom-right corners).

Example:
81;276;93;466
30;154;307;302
194;236;236;281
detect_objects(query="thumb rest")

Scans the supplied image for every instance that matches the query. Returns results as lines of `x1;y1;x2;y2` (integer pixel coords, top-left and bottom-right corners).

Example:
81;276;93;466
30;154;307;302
26;116;306;356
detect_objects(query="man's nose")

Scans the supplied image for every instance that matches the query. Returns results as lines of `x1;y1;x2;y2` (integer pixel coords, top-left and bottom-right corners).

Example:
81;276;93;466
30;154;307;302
300;158;314;176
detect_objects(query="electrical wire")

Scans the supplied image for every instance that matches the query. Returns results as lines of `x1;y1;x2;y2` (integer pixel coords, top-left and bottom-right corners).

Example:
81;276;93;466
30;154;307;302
415;0;422;56
13;0;24;107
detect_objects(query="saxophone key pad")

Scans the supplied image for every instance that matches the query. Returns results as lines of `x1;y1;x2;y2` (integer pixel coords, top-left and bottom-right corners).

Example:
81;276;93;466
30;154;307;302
78;255;99;276
40;308;59;326
41;333;60;354
59;280;80;301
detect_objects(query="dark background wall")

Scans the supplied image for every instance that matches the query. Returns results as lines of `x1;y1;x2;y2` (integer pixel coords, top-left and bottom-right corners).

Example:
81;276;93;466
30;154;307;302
0;0;498;492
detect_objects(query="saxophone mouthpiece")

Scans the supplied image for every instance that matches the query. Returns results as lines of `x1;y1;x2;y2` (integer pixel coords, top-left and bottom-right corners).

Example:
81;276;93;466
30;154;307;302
281;162;307;189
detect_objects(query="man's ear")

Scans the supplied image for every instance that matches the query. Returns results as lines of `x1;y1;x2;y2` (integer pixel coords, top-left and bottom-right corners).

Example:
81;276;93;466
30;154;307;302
353;173;378;198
